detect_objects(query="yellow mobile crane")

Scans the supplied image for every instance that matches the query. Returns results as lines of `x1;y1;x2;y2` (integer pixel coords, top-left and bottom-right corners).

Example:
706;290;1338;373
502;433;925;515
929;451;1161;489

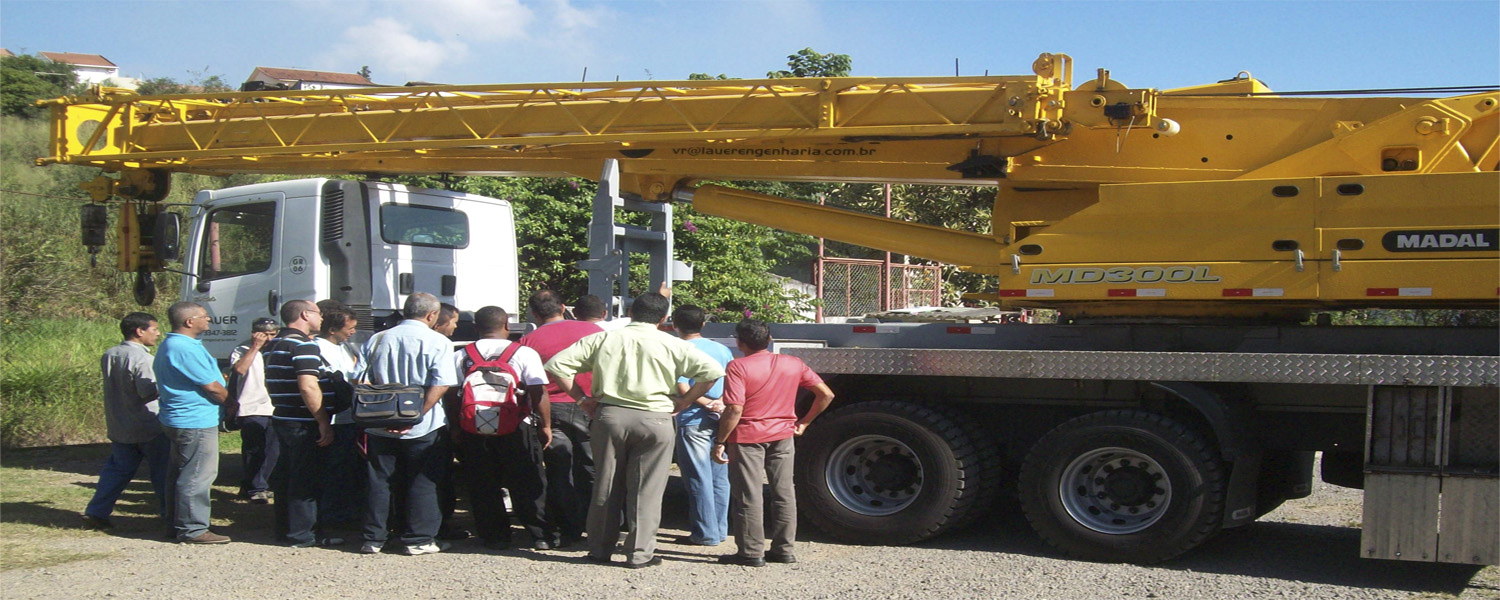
40;53;1499;319
39;54;1499;564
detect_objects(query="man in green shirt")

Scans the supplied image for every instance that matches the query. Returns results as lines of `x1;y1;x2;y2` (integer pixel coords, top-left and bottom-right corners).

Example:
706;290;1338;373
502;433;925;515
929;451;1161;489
546;292;723;569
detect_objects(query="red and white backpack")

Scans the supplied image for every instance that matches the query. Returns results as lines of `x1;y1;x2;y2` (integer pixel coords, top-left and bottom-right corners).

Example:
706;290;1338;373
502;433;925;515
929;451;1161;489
458;342;527;435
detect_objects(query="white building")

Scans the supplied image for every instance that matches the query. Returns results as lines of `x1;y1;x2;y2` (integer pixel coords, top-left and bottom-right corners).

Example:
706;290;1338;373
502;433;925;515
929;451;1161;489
243;67;375;91
39;52;118;86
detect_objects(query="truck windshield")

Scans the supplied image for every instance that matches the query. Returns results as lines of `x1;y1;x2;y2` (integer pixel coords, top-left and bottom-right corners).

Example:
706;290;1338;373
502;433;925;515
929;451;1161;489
200;202;275;280
379;204;469;249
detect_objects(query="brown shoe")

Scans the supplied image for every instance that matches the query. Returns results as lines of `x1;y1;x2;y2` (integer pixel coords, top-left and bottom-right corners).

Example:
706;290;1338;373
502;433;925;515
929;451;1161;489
182;531;231;544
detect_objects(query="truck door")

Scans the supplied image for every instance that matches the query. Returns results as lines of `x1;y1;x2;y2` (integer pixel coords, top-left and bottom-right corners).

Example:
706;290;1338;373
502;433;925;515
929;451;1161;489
183;189;318;358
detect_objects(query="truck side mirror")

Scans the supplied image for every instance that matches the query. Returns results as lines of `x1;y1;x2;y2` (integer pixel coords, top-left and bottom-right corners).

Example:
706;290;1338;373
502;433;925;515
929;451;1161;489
151;212;181;263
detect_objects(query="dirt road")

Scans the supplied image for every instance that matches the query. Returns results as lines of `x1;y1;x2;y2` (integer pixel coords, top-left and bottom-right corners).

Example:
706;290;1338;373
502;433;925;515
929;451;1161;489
2;447;1495;600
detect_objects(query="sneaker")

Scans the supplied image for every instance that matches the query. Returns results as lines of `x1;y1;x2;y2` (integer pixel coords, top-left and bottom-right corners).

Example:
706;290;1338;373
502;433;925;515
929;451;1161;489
182;531;231;544
404;541;451;556
583;553;612;565
80;514;113;530
436;526;471;541
532;538;555;551
360;542;384;554
249;491;270;505
717;554;765;567
624;556;662;569
765;552;797;564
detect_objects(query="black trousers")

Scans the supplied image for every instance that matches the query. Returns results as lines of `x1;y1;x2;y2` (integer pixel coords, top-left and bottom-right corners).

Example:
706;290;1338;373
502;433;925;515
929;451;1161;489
270;420;327;545
320;422;365;525
543;401;593;539
364;430;446;547
459;422;551;544
237;415;279;496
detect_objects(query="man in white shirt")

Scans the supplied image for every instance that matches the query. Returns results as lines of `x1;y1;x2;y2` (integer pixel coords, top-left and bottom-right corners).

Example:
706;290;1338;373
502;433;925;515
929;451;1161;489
315;301;366;529
228;317;279;504
448;306;554;550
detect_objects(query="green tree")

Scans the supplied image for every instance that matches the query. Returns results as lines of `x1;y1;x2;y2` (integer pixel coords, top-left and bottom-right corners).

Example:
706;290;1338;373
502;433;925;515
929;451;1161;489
358;65;373;81
768;48;852;78
136;76;191;95
136;71;234;95
1;54;77;118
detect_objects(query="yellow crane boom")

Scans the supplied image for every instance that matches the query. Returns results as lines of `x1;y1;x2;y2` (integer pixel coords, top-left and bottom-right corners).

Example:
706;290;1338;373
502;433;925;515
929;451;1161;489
39;53;1500;318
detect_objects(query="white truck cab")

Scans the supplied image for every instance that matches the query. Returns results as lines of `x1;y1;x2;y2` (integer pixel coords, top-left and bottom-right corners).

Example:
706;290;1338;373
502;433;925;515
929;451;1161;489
180;178;518;359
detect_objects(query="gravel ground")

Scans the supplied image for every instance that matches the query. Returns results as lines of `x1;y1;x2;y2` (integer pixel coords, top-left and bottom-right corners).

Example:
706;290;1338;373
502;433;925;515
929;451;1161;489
4;455;1497;600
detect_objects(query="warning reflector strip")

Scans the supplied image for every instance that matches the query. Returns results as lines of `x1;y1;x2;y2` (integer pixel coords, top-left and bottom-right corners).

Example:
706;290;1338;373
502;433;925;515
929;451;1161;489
1223;288;1284;297
997;289;1055;297
1367;288;1433;297
1108;289;1167;297
946;326;997;335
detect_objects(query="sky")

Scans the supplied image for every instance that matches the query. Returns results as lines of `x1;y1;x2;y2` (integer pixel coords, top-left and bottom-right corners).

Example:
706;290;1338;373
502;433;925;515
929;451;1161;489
0;0;1496;93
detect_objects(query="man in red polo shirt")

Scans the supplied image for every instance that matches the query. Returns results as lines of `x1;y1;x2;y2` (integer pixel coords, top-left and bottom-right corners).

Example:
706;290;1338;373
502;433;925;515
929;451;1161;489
712;319;834;567
518;290;602;547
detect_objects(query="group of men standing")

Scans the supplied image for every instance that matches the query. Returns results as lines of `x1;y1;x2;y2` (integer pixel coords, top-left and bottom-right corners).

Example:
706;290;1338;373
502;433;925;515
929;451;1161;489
83;287;835;568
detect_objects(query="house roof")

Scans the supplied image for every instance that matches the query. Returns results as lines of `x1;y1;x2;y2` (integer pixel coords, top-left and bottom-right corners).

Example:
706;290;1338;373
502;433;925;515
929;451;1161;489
251;67;374;86
0;49;14;58
40;52;116;68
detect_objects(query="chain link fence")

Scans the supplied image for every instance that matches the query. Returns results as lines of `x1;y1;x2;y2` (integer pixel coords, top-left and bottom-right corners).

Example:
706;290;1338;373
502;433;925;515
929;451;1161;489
818;258;941;319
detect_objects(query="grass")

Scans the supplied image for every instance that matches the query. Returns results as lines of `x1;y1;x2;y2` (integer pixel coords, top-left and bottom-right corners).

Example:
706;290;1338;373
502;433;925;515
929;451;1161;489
1;318;119;448
0;444;121;570
0;437;244;571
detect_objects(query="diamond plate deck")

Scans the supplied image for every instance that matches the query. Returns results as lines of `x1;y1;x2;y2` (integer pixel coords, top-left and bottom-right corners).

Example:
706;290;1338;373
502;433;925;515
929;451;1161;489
783;348;1499;387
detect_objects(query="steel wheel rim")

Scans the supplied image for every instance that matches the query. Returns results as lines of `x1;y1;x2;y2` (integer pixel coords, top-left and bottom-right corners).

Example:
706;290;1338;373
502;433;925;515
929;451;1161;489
825;434;924;516
1059;447;1172;535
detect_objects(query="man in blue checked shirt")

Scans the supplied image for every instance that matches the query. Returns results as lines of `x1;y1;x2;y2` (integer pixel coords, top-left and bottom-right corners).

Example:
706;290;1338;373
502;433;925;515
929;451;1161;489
359;292;460;556
263;299;344;548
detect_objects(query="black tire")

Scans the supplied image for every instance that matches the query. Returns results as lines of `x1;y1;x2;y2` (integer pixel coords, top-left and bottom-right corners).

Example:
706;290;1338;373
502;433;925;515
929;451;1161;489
797;400;998;545
1017;409;1225;563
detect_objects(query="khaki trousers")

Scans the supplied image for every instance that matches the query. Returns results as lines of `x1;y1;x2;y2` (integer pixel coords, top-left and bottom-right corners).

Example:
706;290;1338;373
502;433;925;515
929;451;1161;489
586;404;675;565
728;437;797;558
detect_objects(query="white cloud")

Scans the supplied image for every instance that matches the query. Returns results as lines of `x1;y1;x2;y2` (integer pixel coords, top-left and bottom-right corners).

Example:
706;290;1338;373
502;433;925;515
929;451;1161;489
550;0;606;32
328;17;467;82
316;0;610;83
410;0;536;42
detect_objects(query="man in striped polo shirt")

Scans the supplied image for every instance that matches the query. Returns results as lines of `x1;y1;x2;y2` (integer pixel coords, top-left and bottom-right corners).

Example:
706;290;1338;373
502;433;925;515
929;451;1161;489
264;299;343;548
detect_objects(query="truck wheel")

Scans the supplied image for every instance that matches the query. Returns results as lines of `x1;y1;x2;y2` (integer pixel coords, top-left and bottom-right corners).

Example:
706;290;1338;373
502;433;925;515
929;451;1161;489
797;400;997;545
1018;409;1225;563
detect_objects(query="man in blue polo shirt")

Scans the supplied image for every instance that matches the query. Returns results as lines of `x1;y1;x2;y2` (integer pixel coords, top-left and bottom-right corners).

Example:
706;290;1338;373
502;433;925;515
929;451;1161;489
672;305;734;547
154;301;230;544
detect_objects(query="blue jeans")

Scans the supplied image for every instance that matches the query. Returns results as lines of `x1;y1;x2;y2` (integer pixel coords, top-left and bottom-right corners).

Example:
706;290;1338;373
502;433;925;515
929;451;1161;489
164;426;219;540
85;435;170;521
675;407;729;545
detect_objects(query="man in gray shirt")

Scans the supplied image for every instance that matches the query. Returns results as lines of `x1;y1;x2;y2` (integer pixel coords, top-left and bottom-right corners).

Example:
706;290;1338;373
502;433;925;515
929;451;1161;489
82;312;168;529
